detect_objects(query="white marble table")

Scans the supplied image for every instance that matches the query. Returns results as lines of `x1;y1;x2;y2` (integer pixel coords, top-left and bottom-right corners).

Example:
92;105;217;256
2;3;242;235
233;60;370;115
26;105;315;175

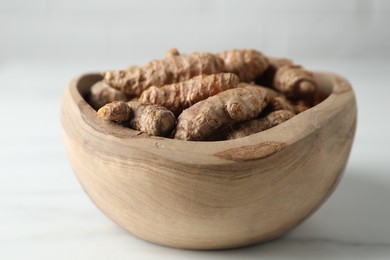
1;60;389;259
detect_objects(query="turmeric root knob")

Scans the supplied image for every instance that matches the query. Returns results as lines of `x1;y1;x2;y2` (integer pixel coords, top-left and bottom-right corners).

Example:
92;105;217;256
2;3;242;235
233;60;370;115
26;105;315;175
166;48;180;57
89;81;128;110
127;101;176;137
264;88;296;114
266;110;295;127
139;73;240;116
218;49;269;82
256;57;294;87
174;85;269;141
103;51;225;96
97;101;175;137
97;101;132;123
224;110;295;140
293;99;311;114
273;65;317;99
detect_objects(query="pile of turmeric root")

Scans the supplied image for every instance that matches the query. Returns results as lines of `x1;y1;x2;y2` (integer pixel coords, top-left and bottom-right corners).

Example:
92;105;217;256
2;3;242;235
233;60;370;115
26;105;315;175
89;49;326;141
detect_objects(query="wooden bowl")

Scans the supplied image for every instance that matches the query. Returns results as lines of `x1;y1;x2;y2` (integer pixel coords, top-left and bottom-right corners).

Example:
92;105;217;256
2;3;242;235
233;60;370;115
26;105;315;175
61;72;356;250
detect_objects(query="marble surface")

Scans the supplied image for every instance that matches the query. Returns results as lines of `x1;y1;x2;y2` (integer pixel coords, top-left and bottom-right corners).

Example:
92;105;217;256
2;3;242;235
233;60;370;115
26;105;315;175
1;59;390;259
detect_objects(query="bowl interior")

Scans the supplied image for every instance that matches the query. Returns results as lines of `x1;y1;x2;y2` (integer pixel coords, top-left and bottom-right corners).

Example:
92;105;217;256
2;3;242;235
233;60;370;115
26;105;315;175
69;71;351;165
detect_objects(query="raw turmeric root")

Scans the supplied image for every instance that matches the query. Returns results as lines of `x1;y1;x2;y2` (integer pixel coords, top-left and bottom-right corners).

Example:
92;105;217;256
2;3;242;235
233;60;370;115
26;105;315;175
264;88;296;114
165;48;180;58
97;101;176;136
97;101;132;123
313;88;328;106
89;81;128;110
269;96;296;114
270;58;294;68
256;57;294;87
292;99;311;114
273;65;317;99
266;110;295;127
174;84;269;141
127;101;176;137
218;49;269;82
103;51;225;96
139;73;240;116
92;49;326;141
224;110;295;140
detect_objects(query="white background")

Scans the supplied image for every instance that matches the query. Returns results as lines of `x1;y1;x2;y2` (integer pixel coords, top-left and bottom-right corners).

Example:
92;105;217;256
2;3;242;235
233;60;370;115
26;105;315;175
1;0;390;63
1;0;390;259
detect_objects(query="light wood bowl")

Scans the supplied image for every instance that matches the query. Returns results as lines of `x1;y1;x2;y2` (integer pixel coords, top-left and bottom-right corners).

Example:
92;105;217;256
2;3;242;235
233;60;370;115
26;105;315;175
61;72;356;250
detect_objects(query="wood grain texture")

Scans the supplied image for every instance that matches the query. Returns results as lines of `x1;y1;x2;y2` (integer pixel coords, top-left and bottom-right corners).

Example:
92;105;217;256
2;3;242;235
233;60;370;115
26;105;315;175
61;72;357;250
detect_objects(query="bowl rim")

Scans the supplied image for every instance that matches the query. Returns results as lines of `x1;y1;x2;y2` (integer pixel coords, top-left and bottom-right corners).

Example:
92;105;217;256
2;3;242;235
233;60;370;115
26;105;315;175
64;71;355;165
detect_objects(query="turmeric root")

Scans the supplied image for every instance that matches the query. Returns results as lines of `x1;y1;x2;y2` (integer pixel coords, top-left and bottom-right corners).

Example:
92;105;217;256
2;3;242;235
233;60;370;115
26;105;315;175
97;101;175;136
139;73;240;116
264;88;296;114
165;48;180;58
97;101;132;123
269;96;296;113
270;58;294;68
218;49;269;82
256;57;294;87
89;81;128;110
313;88;328;106
103;51;225;96
273;65;317;99
266;110;295;128
94;48;327;141
174;85;269;141
224;110;295;140
127;101;176;137
292;99;311;114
